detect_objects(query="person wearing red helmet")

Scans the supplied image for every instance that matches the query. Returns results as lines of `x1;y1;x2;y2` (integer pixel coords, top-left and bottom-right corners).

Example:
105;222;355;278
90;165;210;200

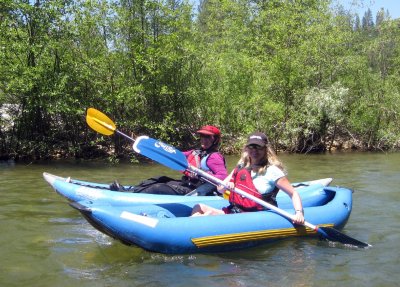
111;125;227;195
181;125;227;195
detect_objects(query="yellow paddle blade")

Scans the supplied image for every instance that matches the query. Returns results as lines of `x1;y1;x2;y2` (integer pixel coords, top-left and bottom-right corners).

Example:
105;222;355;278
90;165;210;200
86;108;116;136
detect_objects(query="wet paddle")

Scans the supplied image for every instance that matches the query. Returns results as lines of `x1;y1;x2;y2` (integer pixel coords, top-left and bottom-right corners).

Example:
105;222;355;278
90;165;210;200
86;108;371;248
136;136;371;248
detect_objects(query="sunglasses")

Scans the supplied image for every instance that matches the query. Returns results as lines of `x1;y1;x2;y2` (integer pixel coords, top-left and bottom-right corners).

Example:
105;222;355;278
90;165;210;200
199;134;213;139
247;145;264;150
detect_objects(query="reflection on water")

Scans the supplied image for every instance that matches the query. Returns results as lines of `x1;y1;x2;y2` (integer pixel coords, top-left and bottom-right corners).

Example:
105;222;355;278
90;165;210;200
0;159;15;166
0;152;399;286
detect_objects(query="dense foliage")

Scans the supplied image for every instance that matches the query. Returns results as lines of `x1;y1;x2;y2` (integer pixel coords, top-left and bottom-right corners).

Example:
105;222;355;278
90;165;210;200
1;0;399;161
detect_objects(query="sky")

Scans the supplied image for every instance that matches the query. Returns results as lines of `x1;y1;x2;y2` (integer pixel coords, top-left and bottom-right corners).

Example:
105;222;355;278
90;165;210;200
189;1;400;20
338;0;400;20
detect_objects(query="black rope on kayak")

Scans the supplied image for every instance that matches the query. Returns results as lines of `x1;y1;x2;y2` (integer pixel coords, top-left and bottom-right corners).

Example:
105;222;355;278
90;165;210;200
69;180;135;192
69;180;110;190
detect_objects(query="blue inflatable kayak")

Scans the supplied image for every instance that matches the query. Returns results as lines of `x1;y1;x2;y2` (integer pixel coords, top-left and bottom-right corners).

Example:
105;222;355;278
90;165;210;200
43;172;333;207
69;185;353;254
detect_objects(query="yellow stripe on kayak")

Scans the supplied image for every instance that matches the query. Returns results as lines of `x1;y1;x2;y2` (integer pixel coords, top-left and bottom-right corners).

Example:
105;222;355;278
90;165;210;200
192;224;334;248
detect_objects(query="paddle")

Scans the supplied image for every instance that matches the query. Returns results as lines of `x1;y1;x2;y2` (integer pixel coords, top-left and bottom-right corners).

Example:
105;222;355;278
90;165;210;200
136;136;371;248
86;107;135;141
86;108;371;248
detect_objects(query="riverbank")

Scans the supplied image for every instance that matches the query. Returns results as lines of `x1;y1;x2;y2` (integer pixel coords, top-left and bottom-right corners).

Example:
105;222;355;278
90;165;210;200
1;131;399;163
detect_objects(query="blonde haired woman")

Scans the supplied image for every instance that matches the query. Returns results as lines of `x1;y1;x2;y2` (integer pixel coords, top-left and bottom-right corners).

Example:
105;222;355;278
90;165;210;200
191;132;304;225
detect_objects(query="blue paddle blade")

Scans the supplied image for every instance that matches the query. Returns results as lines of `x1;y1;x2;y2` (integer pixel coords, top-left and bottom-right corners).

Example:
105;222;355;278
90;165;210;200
133;136;188;171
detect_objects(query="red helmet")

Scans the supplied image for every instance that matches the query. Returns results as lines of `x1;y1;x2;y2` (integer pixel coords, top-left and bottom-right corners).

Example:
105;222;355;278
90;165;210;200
196;125;221;136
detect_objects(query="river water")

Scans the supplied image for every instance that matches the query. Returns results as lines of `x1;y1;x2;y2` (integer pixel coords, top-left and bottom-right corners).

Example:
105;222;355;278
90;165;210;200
0;152;399;286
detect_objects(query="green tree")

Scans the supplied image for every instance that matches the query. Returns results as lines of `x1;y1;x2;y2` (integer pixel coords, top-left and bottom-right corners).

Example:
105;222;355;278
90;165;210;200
0;0;74;159
362;8;374;30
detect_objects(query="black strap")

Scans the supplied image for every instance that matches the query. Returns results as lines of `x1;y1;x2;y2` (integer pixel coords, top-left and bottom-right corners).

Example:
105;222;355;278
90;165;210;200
261;186;279;207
